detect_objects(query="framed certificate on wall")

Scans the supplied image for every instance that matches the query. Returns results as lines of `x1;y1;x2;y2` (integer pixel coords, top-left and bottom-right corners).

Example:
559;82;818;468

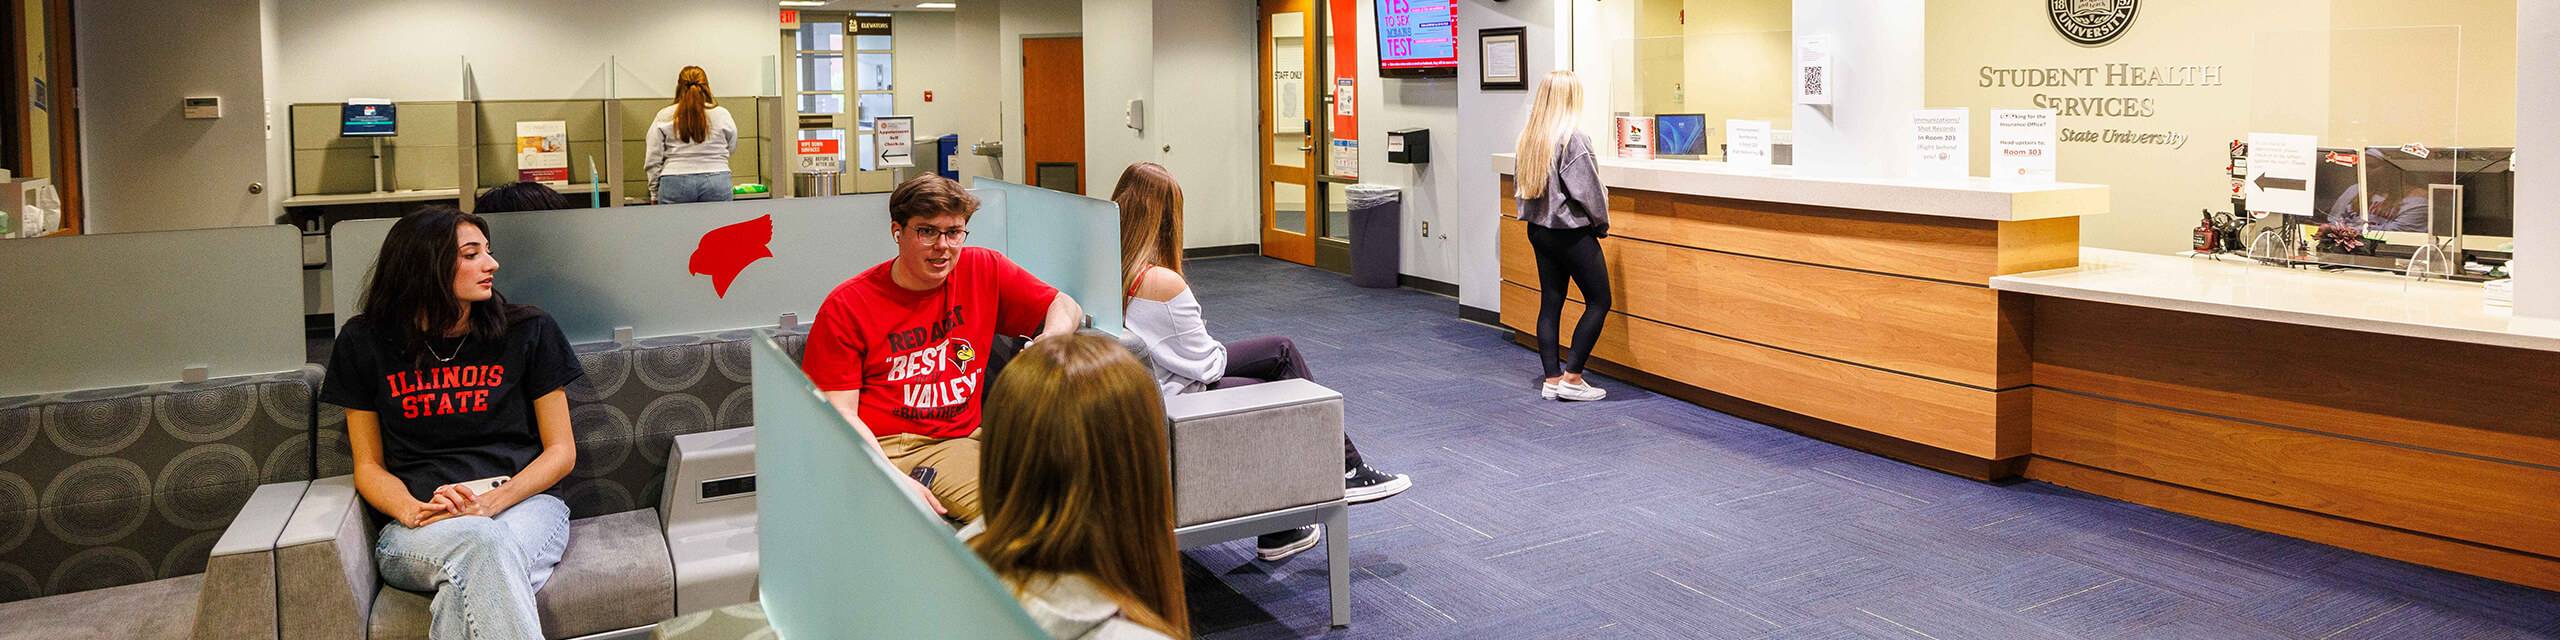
1479;26;1526;90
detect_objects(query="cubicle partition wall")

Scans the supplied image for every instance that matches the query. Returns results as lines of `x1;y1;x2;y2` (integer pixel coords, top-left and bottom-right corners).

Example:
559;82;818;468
473;100;612;201
329;181;1115;345
289;101;465;197
748;329;1047;639
0;226;308;396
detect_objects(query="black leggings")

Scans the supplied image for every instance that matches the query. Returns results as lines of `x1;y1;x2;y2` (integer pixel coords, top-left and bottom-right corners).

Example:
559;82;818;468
1526;224;1611;378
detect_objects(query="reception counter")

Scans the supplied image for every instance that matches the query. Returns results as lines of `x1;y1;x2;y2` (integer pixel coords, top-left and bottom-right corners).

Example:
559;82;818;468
1491;154;2106;478
1995;249;2560;592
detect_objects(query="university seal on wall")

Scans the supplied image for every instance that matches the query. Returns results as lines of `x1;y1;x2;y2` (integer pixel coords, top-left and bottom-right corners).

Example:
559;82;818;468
2049;0;2137;46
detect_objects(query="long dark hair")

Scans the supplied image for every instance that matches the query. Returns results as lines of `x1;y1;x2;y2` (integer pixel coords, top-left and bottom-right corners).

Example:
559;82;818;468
358;206;509;364
674;66;715;144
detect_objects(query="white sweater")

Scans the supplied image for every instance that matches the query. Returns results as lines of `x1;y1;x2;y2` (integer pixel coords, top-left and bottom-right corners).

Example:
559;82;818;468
1124;289;1226;397
643;104;738;182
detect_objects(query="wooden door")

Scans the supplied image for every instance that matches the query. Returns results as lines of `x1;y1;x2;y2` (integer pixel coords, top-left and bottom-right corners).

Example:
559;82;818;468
1258;0;1316;265
1022;36;1084;194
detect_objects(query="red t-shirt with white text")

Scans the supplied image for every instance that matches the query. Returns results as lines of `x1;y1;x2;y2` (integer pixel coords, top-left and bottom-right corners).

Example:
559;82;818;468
801;247;1058;439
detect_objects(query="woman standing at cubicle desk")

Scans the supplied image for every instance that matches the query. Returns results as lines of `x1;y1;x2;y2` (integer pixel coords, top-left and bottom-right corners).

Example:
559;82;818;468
646;66;739;204
321;206;584;639
1513;70;1612;402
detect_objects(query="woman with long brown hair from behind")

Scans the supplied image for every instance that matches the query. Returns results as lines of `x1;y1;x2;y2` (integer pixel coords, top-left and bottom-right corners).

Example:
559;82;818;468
645;66;739;204
972;333;1186;639
1111;162;1411;566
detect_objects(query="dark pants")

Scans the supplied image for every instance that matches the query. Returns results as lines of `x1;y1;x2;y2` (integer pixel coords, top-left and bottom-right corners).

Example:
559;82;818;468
1209;336;1365;470
1526;223;1611;378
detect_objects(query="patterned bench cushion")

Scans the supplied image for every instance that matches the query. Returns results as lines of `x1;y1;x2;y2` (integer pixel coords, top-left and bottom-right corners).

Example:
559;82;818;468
0;366;323;603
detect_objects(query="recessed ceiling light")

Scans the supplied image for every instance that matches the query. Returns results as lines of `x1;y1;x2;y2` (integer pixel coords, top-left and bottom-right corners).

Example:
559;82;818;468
778;1;826;7
916;2;957;8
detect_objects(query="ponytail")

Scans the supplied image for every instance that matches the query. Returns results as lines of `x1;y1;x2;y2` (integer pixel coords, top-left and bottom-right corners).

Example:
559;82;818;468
674;66;714;144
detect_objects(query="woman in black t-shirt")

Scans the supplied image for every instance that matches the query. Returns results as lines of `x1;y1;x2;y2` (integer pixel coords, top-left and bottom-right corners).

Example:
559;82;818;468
321;206;583;639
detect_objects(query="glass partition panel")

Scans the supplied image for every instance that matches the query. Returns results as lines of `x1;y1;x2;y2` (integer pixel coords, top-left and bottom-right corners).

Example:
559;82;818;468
1613;0;1794;160
1923;1;2515;261
0;226;306;396
749;329;1045;639
332;189;1025;344
969;178;1126;333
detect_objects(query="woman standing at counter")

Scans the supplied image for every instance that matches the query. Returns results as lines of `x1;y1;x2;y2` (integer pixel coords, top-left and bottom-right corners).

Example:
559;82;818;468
645;66;738;204
1512;70;1611;402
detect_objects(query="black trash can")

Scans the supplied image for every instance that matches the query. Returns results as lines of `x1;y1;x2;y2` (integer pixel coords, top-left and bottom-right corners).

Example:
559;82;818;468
1345;184;1402;288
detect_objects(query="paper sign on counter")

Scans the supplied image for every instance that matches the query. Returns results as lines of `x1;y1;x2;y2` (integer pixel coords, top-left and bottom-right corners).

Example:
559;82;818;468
1909;109;1969;181
1726;119;1772;170
2244;132;2316;217
1990;109;2057;183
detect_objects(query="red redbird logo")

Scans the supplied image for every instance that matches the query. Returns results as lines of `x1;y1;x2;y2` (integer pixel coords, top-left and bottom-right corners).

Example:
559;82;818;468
689;215;775;298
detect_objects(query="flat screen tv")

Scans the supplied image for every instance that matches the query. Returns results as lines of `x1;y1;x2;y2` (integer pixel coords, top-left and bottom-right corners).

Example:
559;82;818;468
341;99;397;137
1377;0;1457;78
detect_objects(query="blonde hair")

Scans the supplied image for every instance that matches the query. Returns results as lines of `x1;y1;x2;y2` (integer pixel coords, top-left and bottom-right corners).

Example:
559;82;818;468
971;334;1188;638
1112;163;1186;303
1512;71;1585;199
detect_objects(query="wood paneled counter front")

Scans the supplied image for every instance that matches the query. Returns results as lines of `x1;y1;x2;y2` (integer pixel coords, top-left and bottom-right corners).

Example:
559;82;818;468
1491;154;2106;478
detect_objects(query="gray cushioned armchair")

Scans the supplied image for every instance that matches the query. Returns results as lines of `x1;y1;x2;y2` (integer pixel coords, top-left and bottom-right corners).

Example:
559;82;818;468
1114;333;1353;627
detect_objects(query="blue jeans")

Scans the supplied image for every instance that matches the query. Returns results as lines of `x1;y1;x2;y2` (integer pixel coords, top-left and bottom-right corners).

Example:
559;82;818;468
376;494;571;640
657;171;734;204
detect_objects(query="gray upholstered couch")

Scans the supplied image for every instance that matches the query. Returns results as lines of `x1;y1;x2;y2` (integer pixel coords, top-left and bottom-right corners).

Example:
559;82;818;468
0;367;327;640
277;329;802;640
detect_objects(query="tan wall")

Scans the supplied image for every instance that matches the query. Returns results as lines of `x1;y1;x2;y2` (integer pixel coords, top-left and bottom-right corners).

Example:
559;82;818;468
1926;0;2514;253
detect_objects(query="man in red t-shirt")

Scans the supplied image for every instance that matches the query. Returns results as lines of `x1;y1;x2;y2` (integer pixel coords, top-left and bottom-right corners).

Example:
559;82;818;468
801;175;1084;522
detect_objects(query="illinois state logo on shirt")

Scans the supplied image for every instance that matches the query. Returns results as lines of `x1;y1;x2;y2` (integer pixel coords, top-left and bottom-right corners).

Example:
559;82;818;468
385;365;506;419
881;305;980;421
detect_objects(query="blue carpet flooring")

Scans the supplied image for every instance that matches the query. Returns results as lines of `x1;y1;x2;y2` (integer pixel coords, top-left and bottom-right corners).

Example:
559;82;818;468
1177;256;2560;640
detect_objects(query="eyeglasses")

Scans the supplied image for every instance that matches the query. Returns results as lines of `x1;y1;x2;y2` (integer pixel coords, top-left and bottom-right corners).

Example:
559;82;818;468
905;225;969;245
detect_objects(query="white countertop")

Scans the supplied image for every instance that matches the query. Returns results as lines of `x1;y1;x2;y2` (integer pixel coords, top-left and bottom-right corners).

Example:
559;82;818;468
1491;153;2109;222
282;188;463;207
1993;248;2560;352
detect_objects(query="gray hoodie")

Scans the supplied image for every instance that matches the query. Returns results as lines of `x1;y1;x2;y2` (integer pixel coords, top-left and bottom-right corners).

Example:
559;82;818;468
1514;132;1611;235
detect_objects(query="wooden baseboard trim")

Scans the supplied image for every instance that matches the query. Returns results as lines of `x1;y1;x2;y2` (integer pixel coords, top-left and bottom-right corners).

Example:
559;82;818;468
1507;330;2022;482
1185;244;1261;259
2025;456;2560;593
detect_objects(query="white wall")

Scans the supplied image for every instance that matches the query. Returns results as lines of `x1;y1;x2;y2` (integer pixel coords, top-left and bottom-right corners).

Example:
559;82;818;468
271;0;774;102
999;0;1083;182
1084;0;1154;200
1457;0;1568;312
1355;0;1461;283
2518;1;2559;319
75;0;277;233
950;1;1003;184
1149;0;1260;250
890;12;962;149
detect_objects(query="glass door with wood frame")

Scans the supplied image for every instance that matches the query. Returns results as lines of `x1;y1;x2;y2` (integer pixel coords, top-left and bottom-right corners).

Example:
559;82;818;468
1259;0;1317;265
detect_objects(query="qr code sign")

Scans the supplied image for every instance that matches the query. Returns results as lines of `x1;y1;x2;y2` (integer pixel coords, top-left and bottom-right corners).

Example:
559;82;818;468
1801;65;1826;97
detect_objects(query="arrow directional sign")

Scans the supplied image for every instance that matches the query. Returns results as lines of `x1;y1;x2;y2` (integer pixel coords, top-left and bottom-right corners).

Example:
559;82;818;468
2252;173;2306;192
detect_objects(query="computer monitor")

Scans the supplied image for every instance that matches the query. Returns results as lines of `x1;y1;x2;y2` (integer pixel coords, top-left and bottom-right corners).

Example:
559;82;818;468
1654;114;1709;157
2453;148;2513;239
340;99;397;137
2310;148;2362;228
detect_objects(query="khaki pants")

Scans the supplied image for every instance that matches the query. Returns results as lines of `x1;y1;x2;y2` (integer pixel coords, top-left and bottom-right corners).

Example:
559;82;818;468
878;431;983;522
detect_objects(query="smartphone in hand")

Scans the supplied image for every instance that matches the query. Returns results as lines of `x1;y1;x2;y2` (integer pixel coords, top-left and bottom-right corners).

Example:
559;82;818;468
455;475;509;497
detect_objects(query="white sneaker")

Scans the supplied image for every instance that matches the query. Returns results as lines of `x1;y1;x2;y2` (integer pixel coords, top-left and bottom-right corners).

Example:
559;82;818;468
1551;379;1606;402
1540;382;1560;400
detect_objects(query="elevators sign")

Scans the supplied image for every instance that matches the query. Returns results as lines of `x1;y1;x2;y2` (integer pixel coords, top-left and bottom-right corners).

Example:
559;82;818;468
855;16;892;36
875;116;915;169
2048;0;2139;47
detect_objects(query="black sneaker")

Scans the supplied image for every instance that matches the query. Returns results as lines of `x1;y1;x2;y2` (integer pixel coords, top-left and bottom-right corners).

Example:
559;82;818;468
1344;462;1413;504
1256;525;1322;562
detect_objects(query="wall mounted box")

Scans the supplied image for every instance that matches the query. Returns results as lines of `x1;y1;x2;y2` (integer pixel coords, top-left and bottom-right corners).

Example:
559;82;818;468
1388;128;1430;164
